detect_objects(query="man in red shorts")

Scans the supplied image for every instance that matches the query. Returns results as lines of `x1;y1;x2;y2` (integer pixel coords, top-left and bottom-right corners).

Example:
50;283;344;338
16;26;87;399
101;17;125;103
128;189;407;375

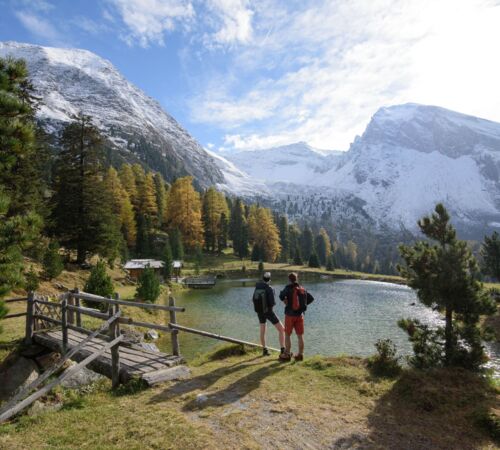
278;272;313;361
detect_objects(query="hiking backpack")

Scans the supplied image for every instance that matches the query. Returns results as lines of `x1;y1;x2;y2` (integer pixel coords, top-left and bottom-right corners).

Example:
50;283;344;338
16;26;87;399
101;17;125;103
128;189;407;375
291;285;314;314
253;288;268;314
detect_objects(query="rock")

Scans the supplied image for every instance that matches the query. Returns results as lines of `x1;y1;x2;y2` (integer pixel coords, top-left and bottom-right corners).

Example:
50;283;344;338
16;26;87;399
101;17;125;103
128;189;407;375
195;393;208;404
142;365;191;386
141;343;160;353
145;329;159;340
61;362;105;389
120;328;143;344
0;356;40;401
35;352;61;371
19;345;47;359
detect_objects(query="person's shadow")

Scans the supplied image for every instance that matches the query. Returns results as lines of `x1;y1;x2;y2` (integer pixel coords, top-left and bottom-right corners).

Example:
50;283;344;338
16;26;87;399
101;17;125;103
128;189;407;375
148;355;283;408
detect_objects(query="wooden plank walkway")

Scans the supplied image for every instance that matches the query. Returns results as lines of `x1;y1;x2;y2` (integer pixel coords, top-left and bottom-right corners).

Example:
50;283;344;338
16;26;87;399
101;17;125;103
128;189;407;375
33;329;184;385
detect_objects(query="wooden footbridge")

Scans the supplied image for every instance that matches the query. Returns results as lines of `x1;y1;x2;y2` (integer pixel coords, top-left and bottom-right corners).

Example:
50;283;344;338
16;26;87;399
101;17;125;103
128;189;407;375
0;289;275;423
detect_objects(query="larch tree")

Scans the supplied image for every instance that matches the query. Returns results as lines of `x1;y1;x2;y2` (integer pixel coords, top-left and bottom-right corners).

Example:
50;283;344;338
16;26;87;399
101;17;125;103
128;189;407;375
104;167;136;248
248;206;281;262
398;203;496;369
118;164;138;210
202;187;229;253
141;172;158;223
165;176;204;252
153;172;168;228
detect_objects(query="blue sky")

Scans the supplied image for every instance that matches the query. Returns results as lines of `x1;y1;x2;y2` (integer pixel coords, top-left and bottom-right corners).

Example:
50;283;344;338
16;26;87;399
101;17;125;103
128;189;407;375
1;0;500;152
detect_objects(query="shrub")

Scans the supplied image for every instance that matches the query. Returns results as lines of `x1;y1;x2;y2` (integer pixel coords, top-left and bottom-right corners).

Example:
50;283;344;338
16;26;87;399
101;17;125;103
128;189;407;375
43;241;64;280
308;252;320;268
136;265;160;303
84;261;114;310
326;255;335;271
258;261;264;272
367;338;401;378
25;266;39;292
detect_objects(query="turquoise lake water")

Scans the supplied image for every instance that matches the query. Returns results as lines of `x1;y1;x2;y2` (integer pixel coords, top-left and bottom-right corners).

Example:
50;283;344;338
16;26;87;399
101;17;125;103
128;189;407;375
172;278;445;360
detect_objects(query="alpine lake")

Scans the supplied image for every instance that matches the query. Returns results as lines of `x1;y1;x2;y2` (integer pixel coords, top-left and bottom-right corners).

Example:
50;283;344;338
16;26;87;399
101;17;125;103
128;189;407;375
157;276;500;375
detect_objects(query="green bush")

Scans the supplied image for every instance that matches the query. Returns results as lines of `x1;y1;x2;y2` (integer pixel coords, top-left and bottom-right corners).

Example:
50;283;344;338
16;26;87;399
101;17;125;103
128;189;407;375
136;266;160;303
258;261;264;272
25;266;39;292
367;338;402;378
43;241;64;280
84;261;114;310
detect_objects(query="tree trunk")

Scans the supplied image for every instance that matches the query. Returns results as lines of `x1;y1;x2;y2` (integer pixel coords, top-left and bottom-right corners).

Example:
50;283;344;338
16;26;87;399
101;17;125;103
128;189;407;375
444;307;453;365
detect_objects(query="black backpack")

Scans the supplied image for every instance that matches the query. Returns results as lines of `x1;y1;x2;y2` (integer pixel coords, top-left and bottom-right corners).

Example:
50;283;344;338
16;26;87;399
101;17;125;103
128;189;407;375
253;287;268;314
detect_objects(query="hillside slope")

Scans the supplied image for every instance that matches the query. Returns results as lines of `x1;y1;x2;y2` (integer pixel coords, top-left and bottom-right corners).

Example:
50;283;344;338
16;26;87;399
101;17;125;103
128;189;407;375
0;41;223;187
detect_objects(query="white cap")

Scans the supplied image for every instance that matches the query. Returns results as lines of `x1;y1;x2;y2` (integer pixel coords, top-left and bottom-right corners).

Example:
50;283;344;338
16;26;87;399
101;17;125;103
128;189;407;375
263;272;271;279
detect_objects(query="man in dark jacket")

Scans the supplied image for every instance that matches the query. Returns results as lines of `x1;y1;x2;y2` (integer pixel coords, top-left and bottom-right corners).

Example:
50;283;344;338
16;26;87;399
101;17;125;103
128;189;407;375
279;272;312;361
252;272;285;356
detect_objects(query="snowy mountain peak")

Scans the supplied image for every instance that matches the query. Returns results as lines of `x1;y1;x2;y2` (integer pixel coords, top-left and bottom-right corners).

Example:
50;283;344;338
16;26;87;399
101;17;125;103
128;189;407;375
0;41;224;187
361;103;500;159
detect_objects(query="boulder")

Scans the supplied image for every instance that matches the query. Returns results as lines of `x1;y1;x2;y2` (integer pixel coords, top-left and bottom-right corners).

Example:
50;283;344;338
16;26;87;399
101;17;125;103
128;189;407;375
141;342;160;353
61;362;105;389
0;356;40;401
145;329;159;340
120;328;143;344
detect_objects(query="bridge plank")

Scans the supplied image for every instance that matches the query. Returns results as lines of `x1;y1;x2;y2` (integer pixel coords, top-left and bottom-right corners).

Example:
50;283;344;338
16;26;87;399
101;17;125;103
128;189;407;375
33;329;183;382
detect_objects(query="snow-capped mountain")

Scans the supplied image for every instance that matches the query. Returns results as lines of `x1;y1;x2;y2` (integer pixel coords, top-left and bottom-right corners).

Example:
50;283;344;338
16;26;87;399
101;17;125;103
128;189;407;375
224;142;342;185
226;104;500;237
0;41;224;187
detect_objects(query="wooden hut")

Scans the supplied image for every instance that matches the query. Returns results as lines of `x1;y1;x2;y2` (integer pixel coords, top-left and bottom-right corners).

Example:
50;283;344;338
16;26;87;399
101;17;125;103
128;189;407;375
124;259;164;281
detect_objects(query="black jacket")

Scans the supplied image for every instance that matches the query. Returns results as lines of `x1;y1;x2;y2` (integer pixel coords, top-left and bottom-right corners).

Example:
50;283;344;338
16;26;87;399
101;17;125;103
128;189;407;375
279;283;313;316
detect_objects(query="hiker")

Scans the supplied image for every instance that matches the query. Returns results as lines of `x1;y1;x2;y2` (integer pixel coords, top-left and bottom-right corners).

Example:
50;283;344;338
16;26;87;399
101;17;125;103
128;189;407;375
252;272;286;356
279;272;314;361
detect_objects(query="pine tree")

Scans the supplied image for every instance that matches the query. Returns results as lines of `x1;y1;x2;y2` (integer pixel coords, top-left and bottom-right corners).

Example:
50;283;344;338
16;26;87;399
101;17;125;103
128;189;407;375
162;239;173;280
25;266;39;291
278;215;290;262
154;173;168;228
165;176;204;251
136;265;160;303
300;225;314;261
43;241;64;280
51;115;122;263
0;58;42;304
229;198;248;258
170;228;184;260
398;203;496;369
251;244;261;261
84;260;114;299
194;244;203;275
481;231;500;281
218;212;229;254
308;252;320;268
293;245;303;265
135;214;151;257
315;228;331;266
326;255;335;271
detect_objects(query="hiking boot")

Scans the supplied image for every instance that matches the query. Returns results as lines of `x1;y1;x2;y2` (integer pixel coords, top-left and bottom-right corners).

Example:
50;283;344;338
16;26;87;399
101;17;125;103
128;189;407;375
262;347;270;356
279;352;291;362
294;354;304;361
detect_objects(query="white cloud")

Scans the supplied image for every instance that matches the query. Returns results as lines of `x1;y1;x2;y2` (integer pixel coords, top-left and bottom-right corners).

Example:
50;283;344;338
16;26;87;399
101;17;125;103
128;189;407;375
190;0;500;151
15;11;62;44
107;0;195;47
204;0;253;46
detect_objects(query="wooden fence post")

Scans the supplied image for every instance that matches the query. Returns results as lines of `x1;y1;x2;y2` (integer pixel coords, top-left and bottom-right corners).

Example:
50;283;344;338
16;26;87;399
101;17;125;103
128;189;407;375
74;288;82;328
169;296;180;356
61;294;68;354
24;291;35;345
67;290;75;325
110;293;121;389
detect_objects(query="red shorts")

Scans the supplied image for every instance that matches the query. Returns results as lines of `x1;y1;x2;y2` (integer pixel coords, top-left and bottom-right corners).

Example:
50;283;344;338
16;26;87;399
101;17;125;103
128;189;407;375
285;315;304;335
